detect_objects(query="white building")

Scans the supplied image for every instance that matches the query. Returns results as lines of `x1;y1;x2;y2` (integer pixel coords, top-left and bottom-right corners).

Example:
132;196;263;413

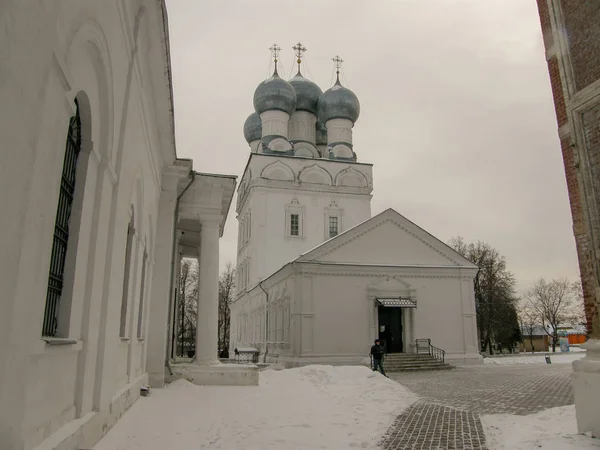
230;49;482;367
0;2;235;449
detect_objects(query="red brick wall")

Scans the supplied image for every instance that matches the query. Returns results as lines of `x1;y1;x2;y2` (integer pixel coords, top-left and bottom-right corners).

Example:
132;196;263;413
562;1;600;91
536;0;599;334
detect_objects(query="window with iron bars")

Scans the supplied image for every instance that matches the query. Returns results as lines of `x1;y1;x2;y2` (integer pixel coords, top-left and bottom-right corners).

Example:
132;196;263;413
290;214;299;236
328;216;339;238
42;101;81;337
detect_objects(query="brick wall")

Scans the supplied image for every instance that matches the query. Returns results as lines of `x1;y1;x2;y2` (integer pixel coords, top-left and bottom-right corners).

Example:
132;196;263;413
562;1;600;91
536;0;600;335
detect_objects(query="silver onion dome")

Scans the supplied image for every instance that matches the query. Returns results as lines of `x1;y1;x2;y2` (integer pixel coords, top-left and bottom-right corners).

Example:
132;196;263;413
317;79;360;124
243;112;262;143
253;71;297;116
289;73;323;115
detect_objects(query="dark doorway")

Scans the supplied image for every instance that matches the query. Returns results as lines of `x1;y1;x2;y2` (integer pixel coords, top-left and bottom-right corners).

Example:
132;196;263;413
378;307;403;353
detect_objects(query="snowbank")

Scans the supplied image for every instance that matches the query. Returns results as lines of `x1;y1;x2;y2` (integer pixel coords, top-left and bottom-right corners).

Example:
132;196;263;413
94;365;416;450
482;405;600;449
484;352;585;366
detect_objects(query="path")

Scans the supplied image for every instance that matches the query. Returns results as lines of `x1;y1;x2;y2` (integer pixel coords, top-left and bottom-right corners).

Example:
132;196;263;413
381;364;573;449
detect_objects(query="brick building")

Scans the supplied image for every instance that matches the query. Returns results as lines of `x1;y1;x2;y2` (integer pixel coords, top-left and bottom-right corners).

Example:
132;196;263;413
535;1;600;436
535;1;600;338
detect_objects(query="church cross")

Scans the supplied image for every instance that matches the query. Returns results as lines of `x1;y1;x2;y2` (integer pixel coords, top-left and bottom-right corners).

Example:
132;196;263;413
269;43;281;74
293;42;307;73
332;55;344;73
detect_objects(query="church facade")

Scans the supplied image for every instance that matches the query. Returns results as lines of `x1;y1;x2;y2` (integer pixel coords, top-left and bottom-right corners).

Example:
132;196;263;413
0;2;235;449
230;47;482;367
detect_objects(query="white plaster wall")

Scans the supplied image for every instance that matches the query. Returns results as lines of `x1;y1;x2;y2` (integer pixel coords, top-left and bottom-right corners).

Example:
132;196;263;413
235;154;373;292
295;269;480;365
0;2;178;449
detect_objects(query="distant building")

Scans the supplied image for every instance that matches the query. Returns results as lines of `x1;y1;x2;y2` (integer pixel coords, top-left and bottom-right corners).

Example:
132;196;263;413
520;326;550;352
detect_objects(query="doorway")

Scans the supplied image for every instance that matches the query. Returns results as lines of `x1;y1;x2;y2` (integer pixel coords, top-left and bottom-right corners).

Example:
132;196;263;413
377;306;403;353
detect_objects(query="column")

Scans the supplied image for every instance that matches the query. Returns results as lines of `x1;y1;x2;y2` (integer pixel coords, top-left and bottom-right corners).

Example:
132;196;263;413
195;219;221;365
146;179;178;386
409;308;416;353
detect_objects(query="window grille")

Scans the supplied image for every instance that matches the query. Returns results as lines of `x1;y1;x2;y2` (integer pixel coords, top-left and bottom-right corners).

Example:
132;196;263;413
290;214;299;236
42;102;81;337
329;216;339;238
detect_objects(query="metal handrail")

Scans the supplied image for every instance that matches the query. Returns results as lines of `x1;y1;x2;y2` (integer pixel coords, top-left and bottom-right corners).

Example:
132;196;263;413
415;338;445;363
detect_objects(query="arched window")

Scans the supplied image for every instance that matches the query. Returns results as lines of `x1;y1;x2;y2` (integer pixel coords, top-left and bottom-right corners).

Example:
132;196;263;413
136;248;148;338
119;215;135;337
42;101;82;337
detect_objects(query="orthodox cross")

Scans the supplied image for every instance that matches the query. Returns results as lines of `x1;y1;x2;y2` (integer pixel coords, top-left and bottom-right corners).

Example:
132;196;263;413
332;55;344;83
269;43;281;72
293;42;307;74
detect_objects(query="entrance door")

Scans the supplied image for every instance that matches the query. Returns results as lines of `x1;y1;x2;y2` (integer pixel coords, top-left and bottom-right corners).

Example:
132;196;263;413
377;307;403;353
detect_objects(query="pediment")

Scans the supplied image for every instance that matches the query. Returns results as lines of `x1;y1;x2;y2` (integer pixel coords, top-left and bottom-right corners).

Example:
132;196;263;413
296;209;477;268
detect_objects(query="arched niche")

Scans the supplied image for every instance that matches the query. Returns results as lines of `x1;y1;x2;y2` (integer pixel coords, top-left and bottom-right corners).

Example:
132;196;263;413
261;161;295;181
335;166;369;187
298;164;333;185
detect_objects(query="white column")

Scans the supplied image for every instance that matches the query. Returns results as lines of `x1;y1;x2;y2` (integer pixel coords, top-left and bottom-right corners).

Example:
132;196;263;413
195;219;221;365
146;175;179;386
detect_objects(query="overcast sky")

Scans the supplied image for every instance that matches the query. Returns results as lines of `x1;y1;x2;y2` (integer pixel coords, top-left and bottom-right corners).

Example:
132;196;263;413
165;0;579;294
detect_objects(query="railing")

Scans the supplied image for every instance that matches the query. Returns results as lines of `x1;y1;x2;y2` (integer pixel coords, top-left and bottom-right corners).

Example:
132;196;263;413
415;338;445;363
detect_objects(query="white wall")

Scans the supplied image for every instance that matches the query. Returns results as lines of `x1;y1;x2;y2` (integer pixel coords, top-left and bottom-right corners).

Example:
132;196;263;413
0;1;178;449
235;154;373;293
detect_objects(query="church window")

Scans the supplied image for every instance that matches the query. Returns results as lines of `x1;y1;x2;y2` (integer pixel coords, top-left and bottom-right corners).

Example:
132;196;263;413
42;102;82;337
328;216;339;238
136;249;148;338
119;217;135;337
290;214;299;236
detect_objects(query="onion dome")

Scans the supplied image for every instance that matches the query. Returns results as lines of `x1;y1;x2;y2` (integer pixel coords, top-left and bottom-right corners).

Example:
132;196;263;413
253;69;297;116
243;112;262;143
316;120;328;145
317;78;360;124
289;73;323;115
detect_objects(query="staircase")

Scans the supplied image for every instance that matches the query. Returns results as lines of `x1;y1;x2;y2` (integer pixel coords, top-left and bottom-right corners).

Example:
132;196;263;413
383;353;454;372
382;339;454;372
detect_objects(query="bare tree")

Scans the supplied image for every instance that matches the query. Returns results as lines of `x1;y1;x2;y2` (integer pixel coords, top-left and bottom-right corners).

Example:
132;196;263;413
218;262;235;358
526;277;581;352
517;298;539;353
178;258;198;357
449;237;520;354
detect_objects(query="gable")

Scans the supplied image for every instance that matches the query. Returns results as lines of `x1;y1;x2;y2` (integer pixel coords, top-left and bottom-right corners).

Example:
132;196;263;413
297;209;477;268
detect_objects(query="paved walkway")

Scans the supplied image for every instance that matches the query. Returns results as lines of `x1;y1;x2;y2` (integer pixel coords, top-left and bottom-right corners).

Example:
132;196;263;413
381;364;573;449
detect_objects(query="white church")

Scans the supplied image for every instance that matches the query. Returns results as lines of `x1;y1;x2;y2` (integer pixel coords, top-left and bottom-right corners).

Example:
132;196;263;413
229;46;482;368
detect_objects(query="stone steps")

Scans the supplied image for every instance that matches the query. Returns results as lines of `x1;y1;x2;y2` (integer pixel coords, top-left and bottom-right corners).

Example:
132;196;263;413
380;353;454;372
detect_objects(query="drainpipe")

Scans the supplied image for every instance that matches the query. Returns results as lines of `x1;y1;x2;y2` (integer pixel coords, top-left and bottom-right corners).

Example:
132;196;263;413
259;280;269;363
165;170;196;374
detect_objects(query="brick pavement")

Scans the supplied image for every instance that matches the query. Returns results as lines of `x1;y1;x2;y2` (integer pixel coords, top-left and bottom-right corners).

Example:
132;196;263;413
381;364;573;449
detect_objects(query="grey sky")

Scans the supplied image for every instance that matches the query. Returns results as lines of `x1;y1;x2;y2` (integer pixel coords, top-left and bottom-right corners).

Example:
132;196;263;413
166;0;579;294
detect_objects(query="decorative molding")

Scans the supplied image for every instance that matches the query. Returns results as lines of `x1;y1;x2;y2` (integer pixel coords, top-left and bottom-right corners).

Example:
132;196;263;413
335;166;369;188
298;164;333;185
300;214;462;266
260;160;295;181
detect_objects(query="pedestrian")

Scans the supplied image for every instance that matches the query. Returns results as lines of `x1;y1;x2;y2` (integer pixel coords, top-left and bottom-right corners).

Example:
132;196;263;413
370;339;387;377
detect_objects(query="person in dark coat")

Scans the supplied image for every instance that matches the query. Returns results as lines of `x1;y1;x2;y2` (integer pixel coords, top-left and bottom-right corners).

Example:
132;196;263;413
370;339;387;376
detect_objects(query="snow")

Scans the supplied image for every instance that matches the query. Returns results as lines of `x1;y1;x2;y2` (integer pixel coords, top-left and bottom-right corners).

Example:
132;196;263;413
484;352;585;365
482;406;600;450
93;365;416;450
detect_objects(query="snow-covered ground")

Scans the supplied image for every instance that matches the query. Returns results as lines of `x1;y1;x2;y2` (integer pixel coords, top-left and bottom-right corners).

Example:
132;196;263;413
482;406;600;450
93;365;416;450
484;352;585;365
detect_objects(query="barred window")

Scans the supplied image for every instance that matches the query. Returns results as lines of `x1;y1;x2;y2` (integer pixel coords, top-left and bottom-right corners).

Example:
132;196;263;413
329;216;339;238
42;102;82;337
290;214;299;236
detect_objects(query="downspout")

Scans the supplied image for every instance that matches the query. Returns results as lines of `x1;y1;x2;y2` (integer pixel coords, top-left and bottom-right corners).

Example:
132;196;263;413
165;170;196;375
259;280;269;363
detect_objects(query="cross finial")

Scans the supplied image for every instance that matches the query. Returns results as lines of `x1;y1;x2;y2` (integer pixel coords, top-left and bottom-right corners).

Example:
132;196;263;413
269;43;281;74
293;42;307;74
332;55;344;84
